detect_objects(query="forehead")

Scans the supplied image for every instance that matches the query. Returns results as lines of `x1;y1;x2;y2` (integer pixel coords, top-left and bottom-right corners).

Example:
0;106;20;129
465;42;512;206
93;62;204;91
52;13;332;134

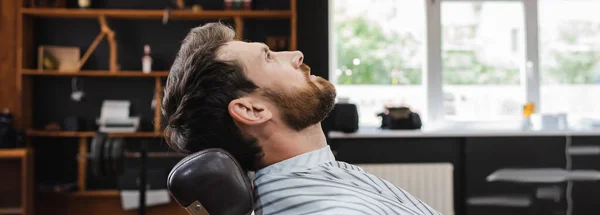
218;41;264;62
217;41;269;85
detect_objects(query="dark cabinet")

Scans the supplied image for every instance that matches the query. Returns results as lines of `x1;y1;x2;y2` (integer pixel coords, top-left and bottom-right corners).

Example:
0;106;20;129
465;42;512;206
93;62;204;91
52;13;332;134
329;138;461;164
464;136;592;215
329;134;600;215
568;136;600;215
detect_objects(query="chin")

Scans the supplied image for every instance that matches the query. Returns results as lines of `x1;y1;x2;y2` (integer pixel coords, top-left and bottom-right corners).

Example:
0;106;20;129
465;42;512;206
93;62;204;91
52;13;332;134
316;77;335;91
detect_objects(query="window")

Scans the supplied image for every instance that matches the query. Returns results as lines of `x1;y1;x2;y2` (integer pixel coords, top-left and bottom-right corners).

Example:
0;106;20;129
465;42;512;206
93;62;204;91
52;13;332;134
539;0;600;119
331;0;426;126
329;0;600;128
441;1;525;121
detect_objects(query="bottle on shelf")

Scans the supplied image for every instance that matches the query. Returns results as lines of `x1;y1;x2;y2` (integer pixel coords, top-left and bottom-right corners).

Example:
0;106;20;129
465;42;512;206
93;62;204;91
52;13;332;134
78;0;91;8
234;0;243;10
243;0;252;10
225;0;233;10
142;45;153;74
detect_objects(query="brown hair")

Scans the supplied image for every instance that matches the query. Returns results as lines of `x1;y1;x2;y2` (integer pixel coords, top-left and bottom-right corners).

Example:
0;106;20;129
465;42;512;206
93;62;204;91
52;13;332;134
162;22;263;171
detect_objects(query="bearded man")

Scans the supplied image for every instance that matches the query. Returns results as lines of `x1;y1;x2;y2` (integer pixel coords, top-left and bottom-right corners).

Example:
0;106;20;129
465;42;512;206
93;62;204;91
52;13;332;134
162;22;440;215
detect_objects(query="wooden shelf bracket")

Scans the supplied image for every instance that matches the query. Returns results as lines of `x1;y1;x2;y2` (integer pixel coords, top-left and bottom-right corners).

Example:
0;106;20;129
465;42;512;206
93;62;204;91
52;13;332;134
78;15;119;73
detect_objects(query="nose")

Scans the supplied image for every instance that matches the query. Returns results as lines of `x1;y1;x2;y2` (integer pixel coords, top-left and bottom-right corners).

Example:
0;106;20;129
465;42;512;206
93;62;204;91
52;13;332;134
291;51;304;69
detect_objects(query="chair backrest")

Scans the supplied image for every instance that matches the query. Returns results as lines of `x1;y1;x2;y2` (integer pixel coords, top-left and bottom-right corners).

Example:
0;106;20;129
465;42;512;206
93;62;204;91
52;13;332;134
167;148;254;215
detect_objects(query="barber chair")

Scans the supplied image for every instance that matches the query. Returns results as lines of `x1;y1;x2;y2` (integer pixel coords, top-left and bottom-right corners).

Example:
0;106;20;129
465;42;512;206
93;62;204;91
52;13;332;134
167;149;255;215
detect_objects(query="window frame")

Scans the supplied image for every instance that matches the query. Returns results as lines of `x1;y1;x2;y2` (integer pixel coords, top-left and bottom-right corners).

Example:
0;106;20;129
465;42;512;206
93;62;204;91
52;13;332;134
328;0;544;127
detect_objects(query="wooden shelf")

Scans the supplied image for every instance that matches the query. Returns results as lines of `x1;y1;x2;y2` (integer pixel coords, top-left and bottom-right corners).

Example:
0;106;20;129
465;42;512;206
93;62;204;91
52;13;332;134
26;130;162;138
26;130;94;137
21;69;169;77
68;190;119;197
0;207;23;214
0;149;27;159
21;8;292;20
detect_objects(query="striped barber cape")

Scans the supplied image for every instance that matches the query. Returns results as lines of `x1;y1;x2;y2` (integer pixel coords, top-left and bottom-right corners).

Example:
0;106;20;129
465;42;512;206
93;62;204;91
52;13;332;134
252;145;442;215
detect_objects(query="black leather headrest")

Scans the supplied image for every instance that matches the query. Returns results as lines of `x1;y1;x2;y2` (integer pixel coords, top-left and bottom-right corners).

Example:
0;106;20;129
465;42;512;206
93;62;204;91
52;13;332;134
167;148;254;215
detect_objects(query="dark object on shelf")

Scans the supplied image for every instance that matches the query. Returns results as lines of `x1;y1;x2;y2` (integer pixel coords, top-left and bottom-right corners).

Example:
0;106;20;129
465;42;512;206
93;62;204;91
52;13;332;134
224;0;233;10
379;107;422;130
30;0;65;8
63;116;85;131
38;182;78;193
224;0;251;10
243;0;252;10
43;122;61;131
328;103;359;133
103;134;114;176
167;148;254;215
0;109;18;149
86;135;184;177
91;133;108;177
111;137;125;175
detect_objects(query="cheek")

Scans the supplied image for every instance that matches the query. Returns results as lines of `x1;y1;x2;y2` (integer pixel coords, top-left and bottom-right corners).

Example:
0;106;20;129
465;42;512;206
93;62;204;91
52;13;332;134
247;72;270;88
272;69;306;89
247;63;279;88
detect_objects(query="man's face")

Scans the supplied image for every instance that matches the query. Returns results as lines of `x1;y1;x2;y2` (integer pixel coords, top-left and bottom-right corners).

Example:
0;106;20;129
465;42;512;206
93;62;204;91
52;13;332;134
221;41;336;130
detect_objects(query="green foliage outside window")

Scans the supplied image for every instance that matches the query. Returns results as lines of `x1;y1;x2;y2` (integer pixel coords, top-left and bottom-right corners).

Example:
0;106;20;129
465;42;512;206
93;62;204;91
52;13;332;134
335;16;600;85
335;17;421;85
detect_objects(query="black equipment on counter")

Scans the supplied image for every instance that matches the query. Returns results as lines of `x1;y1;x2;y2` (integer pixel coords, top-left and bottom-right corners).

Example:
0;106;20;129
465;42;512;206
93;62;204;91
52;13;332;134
326;103;359;133
379;107;422;130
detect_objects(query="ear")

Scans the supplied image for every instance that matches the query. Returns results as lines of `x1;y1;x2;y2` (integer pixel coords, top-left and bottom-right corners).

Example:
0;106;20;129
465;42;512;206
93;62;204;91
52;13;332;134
228;97;272;126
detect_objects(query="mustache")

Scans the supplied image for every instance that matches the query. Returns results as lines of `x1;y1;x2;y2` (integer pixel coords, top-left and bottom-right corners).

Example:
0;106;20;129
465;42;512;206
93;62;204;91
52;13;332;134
300;64;311;73
300;64;311;77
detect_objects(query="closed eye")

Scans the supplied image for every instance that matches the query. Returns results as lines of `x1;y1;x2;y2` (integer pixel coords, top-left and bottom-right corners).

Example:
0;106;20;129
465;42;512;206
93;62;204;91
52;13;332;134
262;45;272;61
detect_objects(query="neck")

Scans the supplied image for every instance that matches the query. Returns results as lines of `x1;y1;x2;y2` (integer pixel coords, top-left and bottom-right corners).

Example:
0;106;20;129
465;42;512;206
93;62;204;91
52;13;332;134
258;123;327;168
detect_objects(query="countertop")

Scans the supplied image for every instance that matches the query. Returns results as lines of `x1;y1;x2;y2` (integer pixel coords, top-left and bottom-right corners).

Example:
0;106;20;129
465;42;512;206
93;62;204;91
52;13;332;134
328;127;600;139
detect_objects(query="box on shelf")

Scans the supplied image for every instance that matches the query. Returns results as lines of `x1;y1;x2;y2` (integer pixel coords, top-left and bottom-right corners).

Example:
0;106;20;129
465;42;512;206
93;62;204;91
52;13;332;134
37;45;80;72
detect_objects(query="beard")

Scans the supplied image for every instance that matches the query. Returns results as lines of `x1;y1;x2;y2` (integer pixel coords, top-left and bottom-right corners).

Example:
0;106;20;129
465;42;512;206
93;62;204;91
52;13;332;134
262;64;337;131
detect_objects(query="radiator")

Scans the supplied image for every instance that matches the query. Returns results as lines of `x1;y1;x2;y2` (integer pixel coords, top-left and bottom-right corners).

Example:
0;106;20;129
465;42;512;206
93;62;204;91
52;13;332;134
356;163;454;215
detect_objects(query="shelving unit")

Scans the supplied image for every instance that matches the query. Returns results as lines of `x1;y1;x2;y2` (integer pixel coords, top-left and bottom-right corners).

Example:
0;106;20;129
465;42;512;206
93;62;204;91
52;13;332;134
0;208;24;215
0;148;33;215
21;8;293;20
66;190;119;197
26;130;162;138
15;0;297;213
21;69;169;77
0;148;28;159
